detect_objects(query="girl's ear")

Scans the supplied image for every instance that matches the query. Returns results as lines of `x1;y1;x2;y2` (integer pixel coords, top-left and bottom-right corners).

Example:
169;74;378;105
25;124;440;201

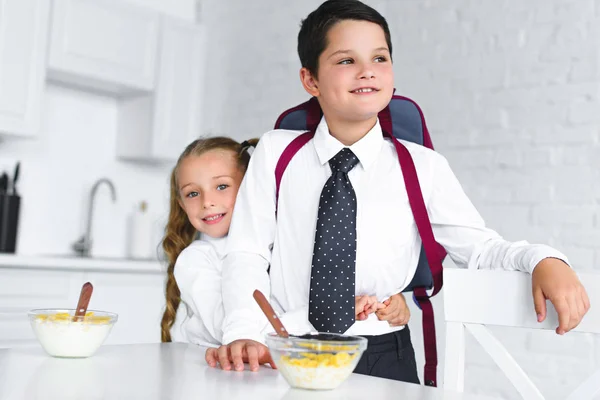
300;67;320;97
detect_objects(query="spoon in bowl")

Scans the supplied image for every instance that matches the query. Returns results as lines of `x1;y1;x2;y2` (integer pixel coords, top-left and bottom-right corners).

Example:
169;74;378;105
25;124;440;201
73;282;94;322
253;290;290;338
253;289;368;342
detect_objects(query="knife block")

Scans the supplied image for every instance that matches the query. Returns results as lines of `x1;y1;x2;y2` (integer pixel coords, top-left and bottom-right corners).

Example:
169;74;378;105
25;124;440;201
0;194;20;253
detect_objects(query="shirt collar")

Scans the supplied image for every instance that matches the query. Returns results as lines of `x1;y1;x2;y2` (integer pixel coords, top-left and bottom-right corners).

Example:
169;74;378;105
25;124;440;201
313;117;384;171
200;233;227;258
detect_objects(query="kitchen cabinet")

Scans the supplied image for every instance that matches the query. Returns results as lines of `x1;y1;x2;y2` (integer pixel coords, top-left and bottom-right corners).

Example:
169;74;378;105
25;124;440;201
117;17;206;162
47;0;160;96
0;258;165;348
0;0;50;137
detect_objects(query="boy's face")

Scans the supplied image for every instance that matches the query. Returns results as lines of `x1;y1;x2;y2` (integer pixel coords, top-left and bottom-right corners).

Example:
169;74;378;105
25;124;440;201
177;150;243;238
301;20;394;125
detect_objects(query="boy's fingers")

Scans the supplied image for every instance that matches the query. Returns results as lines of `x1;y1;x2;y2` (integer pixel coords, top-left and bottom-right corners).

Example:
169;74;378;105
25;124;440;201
205;348;218;367
380;301;397;316
217;345;231;370
554;298;570;335
577;295;586;322
567;296;581;332
532;287;547;322
355;296;367;313
581;288;591;312
389;316;409;326
355;295;362;306
377;308;395;321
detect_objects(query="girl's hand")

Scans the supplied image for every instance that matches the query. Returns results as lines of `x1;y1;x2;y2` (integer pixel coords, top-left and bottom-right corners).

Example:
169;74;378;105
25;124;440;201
355;295;385;321
205;339;276;372
376;292;411;327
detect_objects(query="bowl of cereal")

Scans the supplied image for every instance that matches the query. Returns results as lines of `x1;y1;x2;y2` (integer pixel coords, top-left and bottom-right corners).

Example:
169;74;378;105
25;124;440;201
28;309;118;358
266;332;367;390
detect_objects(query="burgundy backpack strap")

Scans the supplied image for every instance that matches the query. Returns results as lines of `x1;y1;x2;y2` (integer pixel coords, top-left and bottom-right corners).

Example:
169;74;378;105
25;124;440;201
386;132;445;387
275;131;315;214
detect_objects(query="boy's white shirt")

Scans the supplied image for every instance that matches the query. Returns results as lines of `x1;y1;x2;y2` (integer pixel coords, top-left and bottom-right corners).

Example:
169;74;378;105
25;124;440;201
220;117;570;346
171;234;302;347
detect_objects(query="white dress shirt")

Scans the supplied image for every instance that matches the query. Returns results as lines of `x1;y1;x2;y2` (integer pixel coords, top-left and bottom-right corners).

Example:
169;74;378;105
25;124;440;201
171;234;305;347
171;234;226;347
221;117;569;345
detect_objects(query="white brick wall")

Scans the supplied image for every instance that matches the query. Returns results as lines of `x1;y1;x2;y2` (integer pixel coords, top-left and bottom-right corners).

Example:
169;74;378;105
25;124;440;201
200;1;599;398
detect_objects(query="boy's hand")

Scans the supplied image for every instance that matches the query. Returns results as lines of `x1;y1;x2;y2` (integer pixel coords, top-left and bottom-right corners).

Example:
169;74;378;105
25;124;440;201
205;339;276;372
355;295;385;321
532;258;590;335
376;293;410;327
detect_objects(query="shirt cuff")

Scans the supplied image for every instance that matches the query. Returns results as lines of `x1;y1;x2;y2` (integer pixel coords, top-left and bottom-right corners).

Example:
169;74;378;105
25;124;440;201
222;312;270;346
222;325;267;346
525;245;571;274
259;306;314;337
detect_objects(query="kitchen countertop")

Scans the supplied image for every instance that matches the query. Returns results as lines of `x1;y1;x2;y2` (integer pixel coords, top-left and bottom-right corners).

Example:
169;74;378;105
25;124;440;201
0;253;163;273
0;343;494;400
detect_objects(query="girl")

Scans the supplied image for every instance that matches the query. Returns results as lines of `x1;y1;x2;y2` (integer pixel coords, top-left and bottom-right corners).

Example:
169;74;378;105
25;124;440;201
160;136;257;345
160;136;410;347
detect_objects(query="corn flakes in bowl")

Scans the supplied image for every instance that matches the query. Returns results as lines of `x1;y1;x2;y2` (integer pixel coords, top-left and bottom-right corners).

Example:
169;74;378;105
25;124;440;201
28;309;117;358
266;332;367;390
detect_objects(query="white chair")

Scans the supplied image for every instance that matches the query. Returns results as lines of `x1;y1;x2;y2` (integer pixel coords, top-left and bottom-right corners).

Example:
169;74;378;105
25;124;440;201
443;268;600;399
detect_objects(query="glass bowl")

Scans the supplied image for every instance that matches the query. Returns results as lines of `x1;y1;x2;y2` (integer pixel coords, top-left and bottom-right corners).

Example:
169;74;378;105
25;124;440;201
28;309;118;358
266;332;367;390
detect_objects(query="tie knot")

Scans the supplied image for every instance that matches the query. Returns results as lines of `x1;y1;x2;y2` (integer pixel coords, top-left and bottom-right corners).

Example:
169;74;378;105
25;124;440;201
329;148;359;174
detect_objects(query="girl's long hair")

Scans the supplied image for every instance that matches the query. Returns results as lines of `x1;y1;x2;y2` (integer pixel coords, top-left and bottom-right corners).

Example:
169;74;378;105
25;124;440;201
160;136;258;342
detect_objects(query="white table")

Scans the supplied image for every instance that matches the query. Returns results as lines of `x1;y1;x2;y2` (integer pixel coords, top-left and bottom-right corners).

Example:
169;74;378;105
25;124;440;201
0;343;489;400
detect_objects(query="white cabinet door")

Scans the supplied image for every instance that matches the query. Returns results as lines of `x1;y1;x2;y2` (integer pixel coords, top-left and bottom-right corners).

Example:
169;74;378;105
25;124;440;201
117;18;205;162
152;19;206;160
47;0;159;96
0;0;50;137
0;268;84;348
82;271;165;345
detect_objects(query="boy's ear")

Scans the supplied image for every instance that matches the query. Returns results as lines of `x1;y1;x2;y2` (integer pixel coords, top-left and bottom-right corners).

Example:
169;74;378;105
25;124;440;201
300;67;320;97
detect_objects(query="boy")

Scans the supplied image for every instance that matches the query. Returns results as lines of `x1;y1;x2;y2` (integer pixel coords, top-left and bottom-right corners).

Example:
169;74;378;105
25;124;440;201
206;0;589;383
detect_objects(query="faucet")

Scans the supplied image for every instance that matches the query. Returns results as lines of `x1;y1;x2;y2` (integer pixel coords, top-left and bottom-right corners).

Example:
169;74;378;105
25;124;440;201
72;178;117;257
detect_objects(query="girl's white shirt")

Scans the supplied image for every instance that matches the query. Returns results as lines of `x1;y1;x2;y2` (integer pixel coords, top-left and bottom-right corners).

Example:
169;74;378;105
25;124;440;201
171;234;226;347
171;233;310;348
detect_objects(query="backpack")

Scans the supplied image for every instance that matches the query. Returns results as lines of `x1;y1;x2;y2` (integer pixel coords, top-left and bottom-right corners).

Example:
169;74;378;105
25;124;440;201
273;93;446;387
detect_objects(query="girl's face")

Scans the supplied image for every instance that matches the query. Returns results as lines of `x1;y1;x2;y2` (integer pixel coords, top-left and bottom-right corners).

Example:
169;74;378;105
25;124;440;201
177;150;243;238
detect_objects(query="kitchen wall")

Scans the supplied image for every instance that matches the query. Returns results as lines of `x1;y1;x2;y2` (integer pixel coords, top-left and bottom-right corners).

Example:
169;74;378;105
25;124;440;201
0;0;200;258
0;84;171;258
200;0;600;398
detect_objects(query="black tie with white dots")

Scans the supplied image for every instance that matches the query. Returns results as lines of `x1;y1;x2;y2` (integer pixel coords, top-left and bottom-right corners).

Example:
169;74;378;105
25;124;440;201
308;148;359;334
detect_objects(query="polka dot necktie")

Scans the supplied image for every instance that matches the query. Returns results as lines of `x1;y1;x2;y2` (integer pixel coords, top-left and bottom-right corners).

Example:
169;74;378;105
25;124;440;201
309;148;359;334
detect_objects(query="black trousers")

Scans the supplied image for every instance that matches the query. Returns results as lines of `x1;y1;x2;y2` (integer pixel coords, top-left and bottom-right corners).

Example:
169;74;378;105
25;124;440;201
353;326;420;384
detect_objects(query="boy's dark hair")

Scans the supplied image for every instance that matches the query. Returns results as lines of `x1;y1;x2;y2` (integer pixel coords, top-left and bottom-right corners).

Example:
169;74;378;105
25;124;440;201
298;0;393;77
